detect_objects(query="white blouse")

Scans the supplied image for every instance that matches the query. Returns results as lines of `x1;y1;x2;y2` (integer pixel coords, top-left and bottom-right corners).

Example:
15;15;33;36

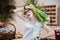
23;19;42;40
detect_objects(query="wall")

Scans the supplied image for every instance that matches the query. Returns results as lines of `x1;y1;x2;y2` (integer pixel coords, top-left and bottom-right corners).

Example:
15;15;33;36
10;0;25;34
57;0;60;26
57;0;60;6
37;0;58;6
10;7;25;34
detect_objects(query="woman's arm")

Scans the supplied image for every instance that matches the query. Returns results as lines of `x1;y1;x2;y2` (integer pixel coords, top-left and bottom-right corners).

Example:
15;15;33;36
41;24;54;38
13;8;25;22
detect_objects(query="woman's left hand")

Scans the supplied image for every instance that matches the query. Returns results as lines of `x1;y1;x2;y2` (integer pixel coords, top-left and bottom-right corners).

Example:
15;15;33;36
41;24;54;38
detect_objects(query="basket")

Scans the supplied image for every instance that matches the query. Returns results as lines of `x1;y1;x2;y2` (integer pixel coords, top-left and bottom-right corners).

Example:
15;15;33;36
0;22;16;40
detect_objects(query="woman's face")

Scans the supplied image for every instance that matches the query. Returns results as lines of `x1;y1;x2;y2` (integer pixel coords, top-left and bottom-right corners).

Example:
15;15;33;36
25;10;34;19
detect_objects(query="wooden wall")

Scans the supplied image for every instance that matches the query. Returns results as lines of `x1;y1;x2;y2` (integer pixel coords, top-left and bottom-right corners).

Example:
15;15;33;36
57;7;60;26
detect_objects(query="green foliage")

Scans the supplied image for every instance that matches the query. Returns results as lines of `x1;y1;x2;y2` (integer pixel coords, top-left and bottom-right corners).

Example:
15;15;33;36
25;0;37;7
0;0;16;22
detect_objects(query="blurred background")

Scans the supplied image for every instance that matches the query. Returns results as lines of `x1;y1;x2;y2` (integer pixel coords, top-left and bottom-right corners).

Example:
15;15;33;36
0;0;60;40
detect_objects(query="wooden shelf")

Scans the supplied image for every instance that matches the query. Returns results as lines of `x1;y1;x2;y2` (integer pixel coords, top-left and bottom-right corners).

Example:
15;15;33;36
40;5;57;26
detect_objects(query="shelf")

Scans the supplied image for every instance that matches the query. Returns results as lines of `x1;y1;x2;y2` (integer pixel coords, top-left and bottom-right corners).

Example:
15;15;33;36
40;5;57;26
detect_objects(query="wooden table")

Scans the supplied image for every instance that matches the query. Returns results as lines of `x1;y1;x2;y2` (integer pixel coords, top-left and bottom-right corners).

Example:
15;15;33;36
13;38;22;40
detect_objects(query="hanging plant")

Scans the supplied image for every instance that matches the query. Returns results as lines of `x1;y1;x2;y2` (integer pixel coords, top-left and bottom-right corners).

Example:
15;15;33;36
0;0;16;22
25;0;38;7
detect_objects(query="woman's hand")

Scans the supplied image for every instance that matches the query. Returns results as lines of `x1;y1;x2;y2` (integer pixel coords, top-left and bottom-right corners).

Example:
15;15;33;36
0;22;4;26
41;24;54;38
25;6;32;9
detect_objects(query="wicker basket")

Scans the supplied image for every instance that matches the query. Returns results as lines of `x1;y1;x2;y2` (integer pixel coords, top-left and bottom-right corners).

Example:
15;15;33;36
0;22;16;40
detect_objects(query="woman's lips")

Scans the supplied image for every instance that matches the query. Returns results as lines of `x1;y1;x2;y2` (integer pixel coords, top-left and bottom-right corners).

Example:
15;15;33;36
28;14;30;16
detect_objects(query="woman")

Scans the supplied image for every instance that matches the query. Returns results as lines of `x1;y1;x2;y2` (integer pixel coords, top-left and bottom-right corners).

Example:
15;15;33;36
13;6;54;40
